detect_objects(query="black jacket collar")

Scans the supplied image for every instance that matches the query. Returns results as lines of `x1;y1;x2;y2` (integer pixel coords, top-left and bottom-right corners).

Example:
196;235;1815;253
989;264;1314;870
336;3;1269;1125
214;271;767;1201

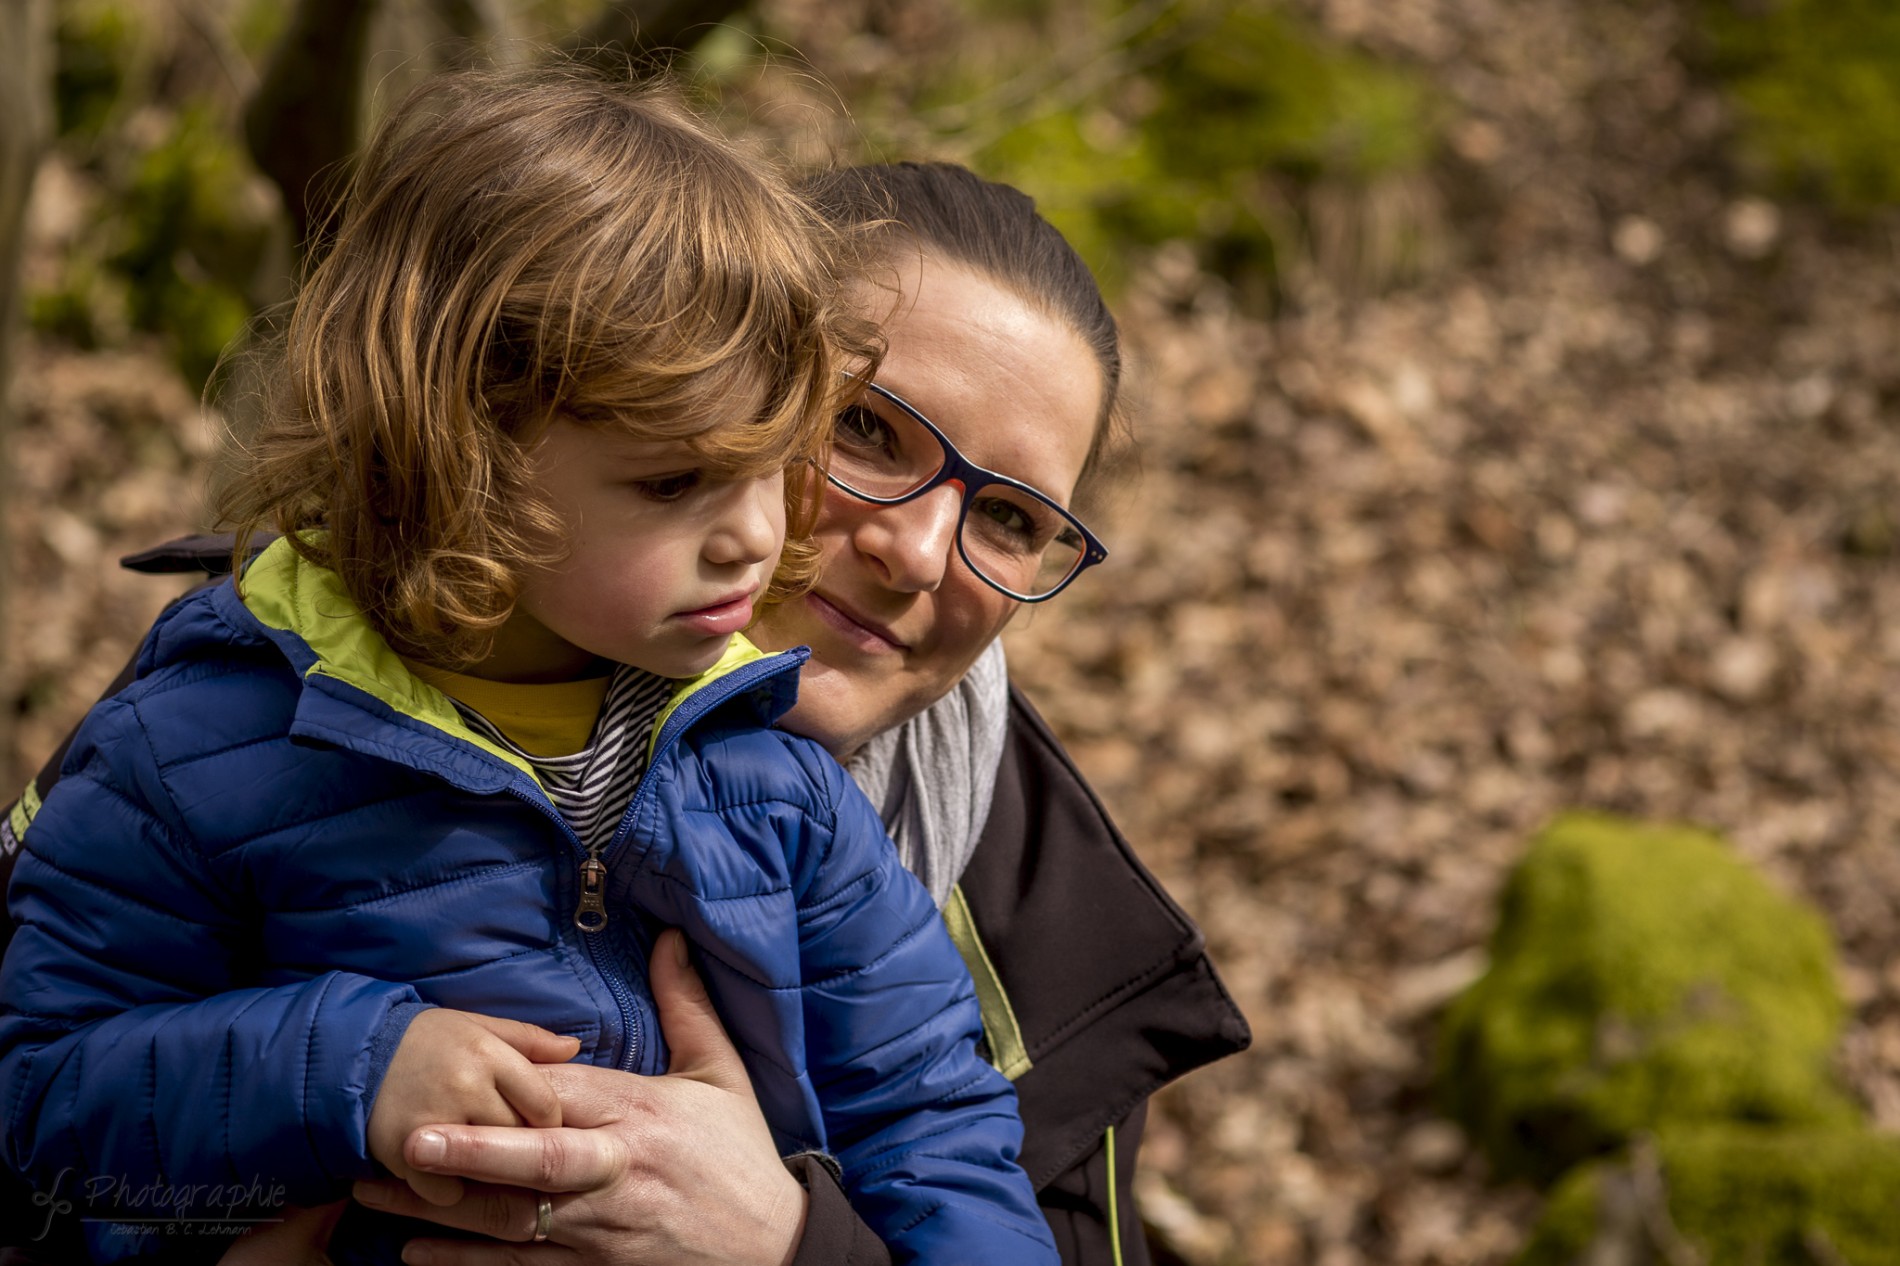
959;687;1252;1187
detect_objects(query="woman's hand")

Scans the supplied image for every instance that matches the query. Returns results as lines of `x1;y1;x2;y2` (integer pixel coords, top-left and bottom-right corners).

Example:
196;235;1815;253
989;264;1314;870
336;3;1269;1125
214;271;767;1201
351;929;808;1266
368;1009;579;1205
217;1200;347;1265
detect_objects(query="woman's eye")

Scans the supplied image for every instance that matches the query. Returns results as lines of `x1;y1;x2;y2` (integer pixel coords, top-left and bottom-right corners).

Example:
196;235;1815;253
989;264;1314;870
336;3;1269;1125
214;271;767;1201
632;472;701;502
835;404;898;454
974;496;1038;544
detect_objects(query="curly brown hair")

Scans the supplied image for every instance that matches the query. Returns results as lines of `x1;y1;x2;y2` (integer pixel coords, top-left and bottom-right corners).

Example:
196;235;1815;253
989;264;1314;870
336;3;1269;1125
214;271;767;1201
219;66;879;668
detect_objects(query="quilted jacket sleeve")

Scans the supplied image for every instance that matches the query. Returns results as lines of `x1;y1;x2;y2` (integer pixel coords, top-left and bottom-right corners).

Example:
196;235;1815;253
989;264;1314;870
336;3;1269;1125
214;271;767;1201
787;749;1058;1265
0;693;424;1207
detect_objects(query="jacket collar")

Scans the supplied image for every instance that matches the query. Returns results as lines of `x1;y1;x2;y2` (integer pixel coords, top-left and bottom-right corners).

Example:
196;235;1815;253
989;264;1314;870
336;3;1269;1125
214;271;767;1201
964;685;1252;1187
211;538;805;795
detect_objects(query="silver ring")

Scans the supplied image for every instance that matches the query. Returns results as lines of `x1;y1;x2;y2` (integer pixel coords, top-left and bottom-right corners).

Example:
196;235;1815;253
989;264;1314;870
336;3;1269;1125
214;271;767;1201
533;1193;553;1243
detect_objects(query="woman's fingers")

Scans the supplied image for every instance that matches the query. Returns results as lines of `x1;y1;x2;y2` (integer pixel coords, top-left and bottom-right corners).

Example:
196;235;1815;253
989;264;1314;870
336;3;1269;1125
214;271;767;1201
353;1179;544;1243
379;964;799;1266
388;1063;805;1265
404;1169;468;1209
355;1182;597;1264
216;1201;348;1264
403;1123;623;1193
647;928;752;1095
398;1240;579;1265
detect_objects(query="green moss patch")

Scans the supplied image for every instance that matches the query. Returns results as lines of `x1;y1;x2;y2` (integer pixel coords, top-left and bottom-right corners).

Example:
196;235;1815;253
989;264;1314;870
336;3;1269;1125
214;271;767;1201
971;4;1438;299
1701;0;1900;211
1439;812;1852;1184
1519;1126;1900;1265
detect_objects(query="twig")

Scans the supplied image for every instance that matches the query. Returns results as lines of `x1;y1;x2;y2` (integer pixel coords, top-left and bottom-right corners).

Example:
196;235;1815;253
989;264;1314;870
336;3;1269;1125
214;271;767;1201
1629;1135;1704;1266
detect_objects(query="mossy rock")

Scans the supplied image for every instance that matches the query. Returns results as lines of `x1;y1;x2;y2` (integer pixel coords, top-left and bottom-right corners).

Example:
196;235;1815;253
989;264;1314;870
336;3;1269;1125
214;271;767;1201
1520;1125;1900;1266
1438;812;1853;1184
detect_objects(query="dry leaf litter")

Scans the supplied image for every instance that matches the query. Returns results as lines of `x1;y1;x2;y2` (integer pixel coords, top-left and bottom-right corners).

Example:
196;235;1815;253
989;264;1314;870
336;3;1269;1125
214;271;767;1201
7;2;1900;1263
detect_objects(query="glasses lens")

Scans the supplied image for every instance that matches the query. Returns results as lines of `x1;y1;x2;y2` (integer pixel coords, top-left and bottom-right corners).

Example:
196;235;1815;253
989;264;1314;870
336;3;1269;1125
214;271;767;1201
962;482;1088;598
827;399;944;499
826;382;1098;600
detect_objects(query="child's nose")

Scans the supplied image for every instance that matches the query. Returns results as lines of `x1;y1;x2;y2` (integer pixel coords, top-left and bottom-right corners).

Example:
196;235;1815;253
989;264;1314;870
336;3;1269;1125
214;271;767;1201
707;474;784;566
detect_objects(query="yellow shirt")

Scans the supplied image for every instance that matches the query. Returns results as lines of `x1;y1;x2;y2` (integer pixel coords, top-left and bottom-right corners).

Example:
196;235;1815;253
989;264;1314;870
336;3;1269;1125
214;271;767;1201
406;663;612;758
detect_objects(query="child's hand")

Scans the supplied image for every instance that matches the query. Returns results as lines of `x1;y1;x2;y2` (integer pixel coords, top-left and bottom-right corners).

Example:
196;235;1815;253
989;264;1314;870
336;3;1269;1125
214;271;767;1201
367;1008;581;1206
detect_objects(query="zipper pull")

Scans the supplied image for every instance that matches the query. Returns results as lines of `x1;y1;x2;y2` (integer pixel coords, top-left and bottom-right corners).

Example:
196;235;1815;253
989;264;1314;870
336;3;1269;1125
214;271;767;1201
575;856;609;932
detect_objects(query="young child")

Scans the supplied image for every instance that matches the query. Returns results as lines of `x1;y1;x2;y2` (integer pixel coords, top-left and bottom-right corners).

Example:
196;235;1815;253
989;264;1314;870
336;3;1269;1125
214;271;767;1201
0;69;1056;1265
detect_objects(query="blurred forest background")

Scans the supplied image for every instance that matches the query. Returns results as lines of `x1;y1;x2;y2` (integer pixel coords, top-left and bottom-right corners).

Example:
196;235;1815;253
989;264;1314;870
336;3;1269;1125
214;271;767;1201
6;0;1900;1262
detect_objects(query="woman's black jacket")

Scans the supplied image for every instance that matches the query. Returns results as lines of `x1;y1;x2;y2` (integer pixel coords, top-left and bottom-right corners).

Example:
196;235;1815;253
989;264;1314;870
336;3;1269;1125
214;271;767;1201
790;687;1251;1266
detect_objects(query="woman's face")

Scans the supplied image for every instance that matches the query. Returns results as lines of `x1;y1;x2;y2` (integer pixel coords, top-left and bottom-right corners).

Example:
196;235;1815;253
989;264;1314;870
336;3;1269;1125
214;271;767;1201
750;254;1104;759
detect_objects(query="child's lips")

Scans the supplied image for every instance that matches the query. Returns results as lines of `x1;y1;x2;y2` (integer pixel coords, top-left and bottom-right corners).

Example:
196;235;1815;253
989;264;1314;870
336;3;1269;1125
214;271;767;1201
675;590;757;637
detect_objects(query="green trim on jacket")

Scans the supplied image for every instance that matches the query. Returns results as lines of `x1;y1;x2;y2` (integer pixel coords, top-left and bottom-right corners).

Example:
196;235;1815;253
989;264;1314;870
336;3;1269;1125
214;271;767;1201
238;537;779;785
943;884;1033;1080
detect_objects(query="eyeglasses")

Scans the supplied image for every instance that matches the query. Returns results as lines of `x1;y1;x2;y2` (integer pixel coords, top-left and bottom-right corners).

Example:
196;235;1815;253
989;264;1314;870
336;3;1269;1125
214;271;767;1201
823;378;1108;602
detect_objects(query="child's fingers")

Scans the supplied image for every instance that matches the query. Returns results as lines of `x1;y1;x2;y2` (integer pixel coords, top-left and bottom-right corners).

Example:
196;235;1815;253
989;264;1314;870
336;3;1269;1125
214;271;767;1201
492;1057;563;1129
460;1013;582;1065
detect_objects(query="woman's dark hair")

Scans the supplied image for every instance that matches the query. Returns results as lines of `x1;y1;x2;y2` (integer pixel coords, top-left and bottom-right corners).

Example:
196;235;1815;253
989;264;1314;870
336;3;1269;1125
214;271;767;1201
802;162;1133;510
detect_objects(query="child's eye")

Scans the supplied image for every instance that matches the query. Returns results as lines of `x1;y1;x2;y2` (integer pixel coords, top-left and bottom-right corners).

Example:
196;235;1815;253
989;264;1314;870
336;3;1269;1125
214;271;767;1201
631;472;701;502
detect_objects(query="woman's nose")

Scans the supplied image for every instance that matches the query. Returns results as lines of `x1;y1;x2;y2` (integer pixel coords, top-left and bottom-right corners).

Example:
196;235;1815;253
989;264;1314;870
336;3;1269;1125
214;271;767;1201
706;474;784;566
857;482;962;592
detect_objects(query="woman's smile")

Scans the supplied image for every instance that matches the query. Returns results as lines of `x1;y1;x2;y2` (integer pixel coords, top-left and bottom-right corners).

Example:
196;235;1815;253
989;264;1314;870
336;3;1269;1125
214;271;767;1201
803;590;909;654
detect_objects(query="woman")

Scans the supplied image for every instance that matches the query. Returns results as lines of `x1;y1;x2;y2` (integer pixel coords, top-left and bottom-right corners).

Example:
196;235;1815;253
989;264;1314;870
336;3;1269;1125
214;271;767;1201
0;163;1248;1266
345;163;1251;1266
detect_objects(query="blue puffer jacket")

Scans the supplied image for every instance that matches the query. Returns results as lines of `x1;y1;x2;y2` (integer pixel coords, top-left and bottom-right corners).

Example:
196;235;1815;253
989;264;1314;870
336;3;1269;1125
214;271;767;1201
0;541;1056;1264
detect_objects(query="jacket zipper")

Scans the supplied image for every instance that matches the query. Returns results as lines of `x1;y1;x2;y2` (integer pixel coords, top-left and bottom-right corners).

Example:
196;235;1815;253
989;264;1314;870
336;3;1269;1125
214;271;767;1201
569;654;795;929
534;653;796;1073
575;857;609;931
502;781;645;1073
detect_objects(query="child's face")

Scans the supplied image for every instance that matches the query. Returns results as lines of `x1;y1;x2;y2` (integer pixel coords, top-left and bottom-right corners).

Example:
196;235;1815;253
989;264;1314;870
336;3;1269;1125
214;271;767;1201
479;417;786;683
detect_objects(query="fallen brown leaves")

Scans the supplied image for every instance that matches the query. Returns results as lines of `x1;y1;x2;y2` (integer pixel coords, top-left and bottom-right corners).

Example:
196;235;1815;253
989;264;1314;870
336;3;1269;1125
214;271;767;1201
7;3;1900;1264
1002;3;1900;1261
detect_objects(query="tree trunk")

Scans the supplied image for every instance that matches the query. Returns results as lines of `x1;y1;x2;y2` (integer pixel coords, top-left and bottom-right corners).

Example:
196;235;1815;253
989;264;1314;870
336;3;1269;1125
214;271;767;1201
562;0;754;75
431;0;526;68
243;0;379;259
246;0;549;262
0;0;54;774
